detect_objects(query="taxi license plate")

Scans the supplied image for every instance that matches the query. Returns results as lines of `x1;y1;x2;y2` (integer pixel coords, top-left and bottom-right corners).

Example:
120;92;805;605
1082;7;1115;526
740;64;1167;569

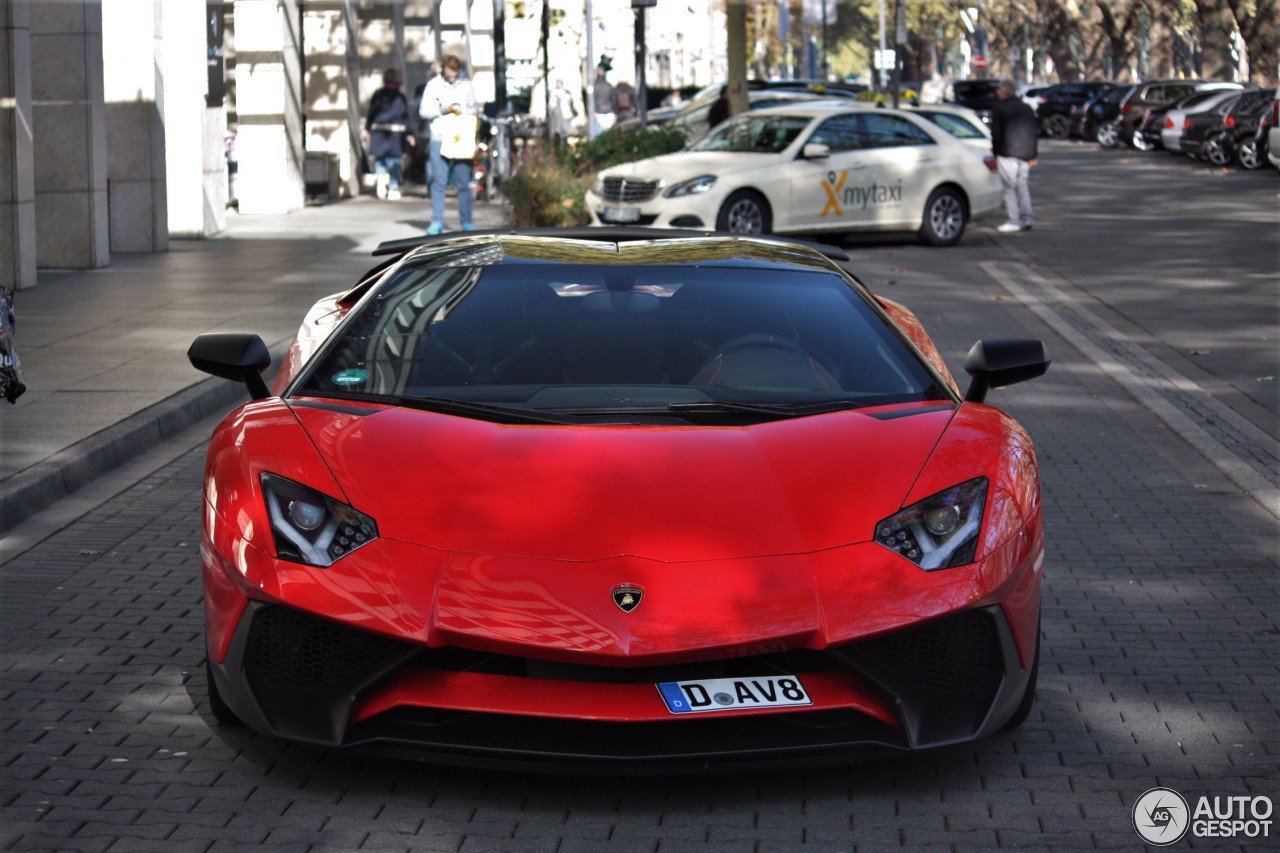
602;205;641;223
657;675;811;714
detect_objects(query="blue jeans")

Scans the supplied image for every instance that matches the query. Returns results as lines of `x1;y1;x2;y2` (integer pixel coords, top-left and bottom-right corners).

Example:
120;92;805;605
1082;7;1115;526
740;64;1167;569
428;139;473;228
374;155;401;189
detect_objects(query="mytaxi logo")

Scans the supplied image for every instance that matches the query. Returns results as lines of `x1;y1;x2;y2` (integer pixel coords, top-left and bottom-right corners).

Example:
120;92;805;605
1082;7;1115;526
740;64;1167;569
821;170;848;217
821;170;904;217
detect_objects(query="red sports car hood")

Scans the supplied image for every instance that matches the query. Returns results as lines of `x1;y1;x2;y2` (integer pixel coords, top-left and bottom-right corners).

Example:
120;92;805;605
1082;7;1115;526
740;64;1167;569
292;402;955;563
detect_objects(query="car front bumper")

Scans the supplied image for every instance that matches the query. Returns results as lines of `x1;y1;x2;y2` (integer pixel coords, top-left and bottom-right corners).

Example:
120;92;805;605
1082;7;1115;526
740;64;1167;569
205;540;1042;771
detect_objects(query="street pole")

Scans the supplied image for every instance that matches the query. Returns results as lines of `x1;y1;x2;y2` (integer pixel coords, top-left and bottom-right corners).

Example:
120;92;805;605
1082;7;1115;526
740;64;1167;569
634;1;649;126
493;0;507;114
878;0;887;90
821;0;829;80
585;0;595;137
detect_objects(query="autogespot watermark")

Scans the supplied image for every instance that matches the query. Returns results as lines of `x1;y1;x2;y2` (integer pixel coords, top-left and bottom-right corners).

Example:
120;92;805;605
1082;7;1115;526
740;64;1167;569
1132;787;1273;846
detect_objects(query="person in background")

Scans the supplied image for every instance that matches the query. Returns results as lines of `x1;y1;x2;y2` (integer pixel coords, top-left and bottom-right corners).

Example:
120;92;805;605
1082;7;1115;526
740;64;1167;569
419;54;480;234
990;78;1039;233
549;78;577;145
363;68;414;200
590;64;615;138
707;84;731;130
613;80;637;121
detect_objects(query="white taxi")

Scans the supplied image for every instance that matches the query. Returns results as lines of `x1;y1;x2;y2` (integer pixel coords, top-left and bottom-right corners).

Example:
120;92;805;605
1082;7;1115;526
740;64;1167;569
586;103;1002;246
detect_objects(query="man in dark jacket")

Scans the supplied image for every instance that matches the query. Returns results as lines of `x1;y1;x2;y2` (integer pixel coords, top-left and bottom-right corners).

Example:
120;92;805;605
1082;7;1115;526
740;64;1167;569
363;68;414;200
990;79;1038;232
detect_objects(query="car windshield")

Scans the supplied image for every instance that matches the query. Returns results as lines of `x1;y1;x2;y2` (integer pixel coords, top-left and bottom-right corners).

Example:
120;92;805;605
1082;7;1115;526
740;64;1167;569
292;255;948;423
690;115;813;153
914;110;986;139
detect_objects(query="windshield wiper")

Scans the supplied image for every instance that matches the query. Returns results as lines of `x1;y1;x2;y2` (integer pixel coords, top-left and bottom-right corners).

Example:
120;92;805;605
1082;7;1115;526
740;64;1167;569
666;400;868;418
393;395;578;424
298;390;577;425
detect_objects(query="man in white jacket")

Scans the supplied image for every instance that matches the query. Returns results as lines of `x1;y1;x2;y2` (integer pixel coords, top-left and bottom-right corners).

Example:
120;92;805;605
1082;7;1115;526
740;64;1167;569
419;55;480;234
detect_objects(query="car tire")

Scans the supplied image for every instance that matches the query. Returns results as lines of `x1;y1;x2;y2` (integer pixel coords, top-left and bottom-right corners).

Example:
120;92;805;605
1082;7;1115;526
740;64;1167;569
917;186;967;247
1204;132;1231;167
1096;120;1120;148
1236;138;1264;170
1043;114;1070;139
716;189;771;235
206;659;244;726
1003;630;1040;731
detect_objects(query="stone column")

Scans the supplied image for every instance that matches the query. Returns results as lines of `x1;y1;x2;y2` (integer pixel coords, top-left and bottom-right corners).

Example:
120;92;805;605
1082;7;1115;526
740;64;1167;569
233;0;305;215
30;0;109;269
163;0;226;237
0;0;36;291
102;0;167;252
303;0;360;198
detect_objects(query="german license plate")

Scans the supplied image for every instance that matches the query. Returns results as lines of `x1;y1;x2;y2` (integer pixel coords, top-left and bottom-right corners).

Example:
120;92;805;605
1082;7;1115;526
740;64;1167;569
602;205;641;223
657;675;811;714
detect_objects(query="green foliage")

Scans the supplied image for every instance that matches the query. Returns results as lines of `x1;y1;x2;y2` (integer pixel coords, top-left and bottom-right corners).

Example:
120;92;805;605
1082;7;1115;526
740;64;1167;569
503;125;687;228
563;125;689;176
500;153;591;228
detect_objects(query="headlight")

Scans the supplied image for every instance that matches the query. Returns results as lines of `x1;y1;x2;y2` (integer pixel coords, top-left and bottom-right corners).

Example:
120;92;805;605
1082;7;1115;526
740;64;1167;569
875;478;986;570
590;176;604;196
260;473;378;567
663;175;717;198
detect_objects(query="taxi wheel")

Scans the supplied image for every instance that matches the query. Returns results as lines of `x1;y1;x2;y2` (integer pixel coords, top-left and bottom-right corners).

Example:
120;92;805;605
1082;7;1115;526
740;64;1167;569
918;187;967;247
716;190;771;234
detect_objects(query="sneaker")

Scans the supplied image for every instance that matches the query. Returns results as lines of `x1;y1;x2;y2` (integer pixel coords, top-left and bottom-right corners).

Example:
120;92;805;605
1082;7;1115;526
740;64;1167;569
387;189;401;200
375;174;389;199
1021;222;1034;231
426;222;444;236
997;222;1024;234
460;223;476;232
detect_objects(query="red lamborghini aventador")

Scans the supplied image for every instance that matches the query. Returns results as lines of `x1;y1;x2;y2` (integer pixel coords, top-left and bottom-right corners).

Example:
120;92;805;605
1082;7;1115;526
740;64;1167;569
188;228;1050;770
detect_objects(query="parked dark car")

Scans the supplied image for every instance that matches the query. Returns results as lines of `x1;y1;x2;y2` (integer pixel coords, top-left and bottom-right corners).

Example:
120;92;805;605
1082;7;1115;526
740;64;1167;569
1036;82;1115;138
948;80;1002;124
1237;106;1272;170
1078;84;1134;143
1178;89;1274;166
1109;79;1237;149
1151;88;1251;152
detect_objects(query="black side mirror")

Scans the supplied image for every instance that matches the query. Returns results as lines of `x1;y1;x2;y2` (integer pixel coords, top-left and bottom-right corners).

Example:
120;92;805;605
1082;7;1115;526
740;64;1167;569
188;333;272;400
963;339;1051;403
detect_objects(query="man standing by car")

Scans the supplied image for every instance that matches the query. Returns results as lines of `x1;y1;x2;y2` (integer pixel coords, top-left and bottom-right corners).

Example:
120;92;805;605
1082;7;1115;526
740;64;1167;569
991;79;1038;233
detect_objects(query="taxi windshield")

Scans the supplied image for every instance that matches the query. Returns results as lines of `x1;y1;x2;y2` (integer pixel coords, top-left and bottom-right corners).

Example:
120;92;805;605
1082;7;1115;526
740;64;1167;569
691;115;812;154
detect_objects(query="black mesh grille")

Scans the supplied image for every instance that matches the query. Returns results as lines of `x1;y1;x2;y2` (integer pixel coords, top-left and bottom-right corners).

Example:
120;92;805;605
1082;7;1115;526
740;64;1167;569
600;177;659;202
245;606;406;691
852;609;1000;695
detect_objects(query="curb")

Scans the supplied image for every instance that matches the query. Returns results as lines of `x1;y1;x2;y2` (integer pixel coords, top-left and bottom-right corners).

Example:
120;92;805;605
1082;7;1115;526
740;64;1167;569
0;377;247;533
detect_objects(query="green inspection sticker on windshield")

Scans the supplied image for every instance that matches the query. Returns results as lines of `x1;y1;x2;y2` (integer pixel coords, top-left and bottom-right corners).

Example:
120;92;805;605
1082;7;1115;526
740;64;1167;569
331;369;369;386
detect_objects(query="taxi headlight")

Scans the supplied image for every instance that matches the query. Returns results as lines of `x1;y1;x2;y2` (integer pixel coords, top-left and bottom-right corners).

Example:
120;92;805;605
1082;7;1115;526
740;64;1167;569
663;175;717;198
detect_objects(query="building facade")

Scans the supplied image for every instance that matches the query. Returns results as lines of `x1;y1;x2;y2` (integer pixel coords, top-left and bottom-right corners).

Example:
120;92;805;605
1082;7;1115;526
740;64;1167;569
0;0;721;295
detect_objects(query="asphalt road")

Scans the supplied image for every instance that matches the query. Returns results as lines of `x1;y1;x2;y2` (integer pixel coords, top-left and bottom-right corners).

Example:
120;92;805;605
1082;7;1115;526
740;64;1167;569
1;141;1277;852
